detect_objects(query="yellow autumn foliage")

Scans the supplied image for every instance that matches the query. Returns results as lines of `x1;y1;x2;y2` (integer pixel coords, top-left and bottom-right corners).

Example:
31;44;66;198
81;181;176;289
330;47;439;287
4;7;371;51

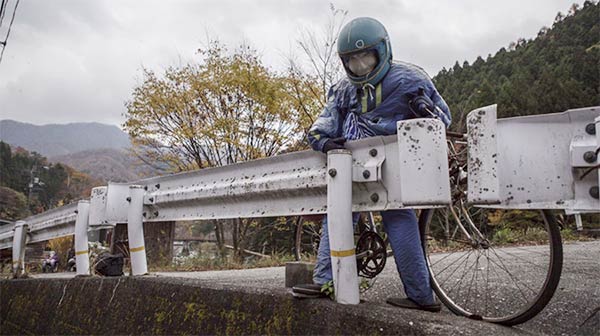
124;41;321;173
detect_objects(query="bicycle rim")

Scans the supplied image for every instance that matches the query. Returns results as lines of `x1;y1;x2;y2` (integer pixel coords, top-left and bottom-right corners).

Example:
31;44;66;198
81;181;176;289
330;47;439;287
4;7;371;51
419;208;563;325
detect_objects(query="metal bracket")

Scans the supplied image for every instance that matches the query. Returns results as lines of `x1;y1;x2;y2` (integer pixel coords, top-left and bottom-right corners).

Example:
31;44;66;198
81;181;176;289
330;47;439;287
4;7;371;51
351;146;385;183
570;135;598;167
89;186;109;228
467;104;501;204
469;106;599;211
89;183;131;227
346;136;389;210
396;118;451;206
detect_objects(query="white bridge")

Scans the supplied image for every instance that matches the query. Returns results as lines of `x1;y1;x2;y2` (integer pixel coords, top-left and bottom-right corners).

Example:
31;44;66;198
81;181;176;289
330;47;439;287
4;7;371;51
1;105;598;304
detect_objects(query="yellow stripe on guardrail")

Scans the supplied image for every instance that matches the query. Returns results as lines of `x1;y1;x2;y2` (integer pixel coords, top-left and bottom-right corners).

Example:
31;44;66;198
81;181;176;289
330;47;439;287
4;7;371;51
130;246;145;253
75;250;88;256
330;249;355;258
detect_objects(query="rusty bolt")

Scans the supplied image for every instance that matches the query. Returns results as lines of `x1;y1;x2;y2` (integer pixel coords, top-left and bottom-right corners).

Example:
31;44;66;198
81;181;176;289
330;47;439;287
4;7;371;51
126;197;131;202
328;168;337;177
369;148;378;157
585;123;596;135
370;193;379;202
590;186;599;199
583;151;597;163
363;170;371;179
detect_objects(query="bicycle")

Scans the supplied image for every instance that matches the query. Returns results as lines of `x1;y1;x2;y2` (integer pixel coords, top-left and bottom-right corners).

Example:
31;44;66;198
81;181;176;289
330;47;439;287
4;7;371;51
294;212;390;279
293;130;563;326
418;131;563;326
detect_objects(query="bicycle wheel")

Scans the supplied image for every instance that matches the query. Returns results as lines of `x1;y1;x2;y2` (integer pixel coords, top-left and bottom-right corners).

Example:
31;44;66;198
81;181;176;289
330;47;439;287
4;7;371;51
294;216;322;261
419;208;563;325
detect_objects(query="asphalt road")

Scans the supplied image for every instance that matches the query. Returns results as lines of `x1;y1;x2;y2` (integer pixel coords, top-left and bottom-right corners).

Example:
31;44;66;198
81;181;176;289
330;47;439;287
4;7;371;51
361;240;600;335
30;240;599;335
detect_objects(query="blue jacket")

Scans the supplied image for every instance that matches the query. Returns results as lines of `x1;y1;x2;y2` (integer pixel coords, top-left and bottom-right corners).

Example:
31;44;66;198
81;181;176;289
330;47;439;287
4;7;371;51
308;61;451;151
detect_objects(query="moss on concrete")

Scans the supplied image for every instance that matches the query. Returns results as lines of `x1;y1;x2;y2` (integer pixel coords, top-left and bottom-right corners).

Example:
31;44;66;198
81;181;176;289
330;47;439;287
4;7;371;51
1;277;341;335
0;276;520;335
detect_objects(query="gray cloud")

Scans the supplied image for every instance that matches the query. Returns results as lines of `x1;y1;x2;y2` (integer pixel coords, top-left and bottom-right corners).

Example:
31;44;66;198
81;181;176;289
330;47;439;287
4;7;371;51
0;0;583;127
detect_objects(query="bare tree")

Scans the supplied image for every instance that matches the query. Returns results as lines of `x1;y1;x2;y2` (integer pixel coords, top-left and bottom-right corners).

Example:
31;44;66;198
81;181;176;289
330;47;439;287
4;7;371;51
296;4;348;102
284;4;348;142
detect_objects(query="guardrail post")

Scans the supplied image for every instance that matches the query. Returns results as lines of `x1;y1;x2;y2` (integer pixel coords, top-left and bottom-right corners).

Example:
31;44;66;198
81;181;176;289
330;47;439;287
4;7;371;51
12;220;28;277
127;185;148;275
596;116;600;200
327;149;359;304
574;213;583;231
75;200;90;276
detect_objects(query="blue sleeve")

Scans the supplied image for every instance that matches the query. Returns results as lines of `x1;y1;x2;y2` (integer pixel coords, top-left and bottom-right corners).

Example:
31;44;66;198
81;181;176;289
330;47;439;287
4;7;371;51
307;86;343;152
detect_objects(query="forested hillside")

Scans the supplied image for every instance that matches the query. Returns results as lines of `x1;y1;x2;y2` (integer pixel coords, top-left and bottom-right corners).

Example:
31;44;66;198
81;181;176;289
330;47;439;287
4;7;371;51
0;142;101;219
433;1;600;130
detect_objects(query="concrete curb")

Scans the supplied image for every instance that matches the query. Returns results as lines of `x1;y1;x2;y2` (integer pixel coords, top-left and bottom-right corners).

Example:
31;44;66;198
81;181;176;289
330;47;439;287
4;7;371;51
1;276;526;335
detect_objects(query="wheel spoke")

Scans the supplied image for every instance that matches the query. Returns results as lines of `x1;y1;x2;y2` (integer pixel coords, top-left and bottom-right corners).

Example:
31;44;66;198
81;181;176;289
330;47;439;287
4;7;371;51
486;251;522;314
485;248;491;316
487;247;536;299
434;249;474;285
492;247;550;271
464;249;483;309
503;245;550;257
422;208;562;324
430;245;469;267
446;250;478;297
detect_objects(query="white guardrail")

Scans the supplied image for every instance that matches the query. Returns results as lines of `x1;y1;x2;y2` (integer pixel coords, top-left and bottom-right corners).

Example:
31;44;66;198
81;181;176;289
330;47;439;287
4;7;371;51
1;106;599;305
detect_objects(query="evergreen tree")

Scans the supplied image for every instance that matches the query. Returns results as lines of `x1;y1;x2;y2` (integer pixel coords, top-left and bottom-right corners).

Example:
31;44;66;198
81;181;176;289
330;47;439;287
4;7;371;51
0;141;99;216
434;1;600;131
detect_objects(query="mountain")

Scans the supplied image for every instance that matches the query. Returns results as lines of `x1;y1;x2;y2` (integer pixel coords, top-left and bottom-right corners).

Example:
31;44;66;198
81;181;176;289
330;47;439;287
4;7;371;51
0;120;131;157
0;120;161;182
433;1;600;130
50;148;160;183
0;141;103;216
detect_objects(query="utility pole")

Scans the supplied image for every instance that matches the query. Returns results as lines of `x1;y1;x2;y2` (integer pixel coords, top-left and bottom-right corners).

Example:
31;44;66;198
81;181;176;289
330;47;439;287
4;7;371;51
26;164;48;211
27;165;37;207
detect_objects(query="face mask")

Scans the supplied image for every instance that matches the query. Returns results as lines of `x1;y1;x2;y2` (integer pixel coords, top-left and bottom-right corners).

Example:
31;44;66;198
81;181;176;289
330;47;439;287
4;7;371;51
346;51;377;76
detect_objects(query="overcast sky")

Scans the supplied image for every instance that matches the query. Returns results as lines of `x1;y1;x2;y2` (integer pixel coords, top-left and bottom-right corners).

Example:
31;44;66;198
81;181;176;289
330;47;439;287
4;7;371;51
0;0;584;127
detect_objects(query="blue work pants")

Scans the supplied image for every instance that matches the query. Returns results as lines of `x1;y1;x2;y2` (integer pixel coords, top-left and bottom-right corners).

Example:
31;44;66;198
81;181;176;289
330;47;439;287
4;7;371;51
312;209;435;305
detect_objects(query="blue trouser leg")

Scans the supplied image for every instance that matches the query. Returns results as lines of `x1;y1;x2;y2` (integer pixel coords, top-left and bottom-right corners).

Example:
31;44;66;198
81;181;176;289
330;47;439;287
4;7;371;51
312;209;434;305
312;213;360;285
381;209;435;305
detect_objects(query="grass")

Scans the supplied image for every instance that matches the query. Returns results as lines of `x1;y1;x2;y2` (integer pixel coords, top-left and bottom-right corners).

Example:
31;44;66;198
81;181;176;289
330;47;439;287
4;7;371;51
150;251;297;272
425;226;596;254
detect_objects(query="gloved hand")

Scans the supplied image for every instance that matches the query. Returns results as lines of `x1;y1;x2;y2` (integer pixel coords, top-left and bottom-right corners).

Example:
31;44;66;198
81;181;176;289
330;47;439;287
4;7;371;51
408;87;436;118
322;137;347;153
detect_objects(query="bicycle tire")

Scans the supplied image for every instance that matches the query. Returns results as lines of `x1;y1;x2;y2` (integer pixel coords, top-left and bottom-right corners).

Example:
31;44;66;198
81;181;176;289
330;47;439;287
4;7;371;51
419;208;563;326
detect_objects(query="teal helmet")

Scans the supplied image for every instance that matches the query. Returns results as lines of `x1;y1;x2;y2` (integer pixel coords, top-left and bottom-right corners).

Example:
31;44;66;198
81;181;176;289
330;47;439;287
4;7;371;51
337;17;392;86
